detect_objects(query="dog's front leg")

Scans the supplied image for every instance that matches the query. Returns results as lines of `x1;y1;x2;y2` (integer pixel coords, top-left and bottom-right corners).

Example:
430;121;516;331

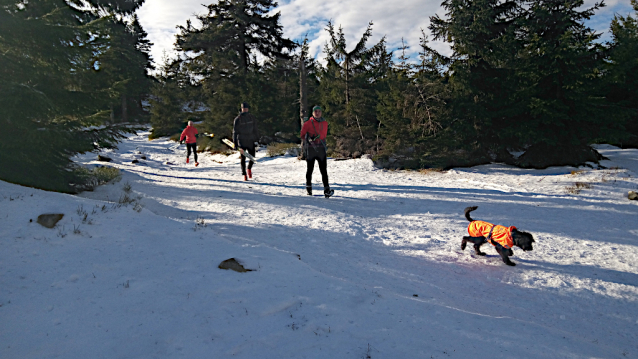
474;242;487;256
495;244;516;266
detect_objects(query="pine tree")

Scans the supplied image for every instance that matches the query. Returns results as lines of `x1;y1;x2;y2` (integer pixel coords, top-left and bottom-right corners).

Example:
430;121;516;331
0;0;144;192
605;0;638;146
172;0;296;140
98;14;154;123
320;21;388;157
429;0;614;167
376;33;450;168
514;0;615;167
149;56;191;138
429;0;522;161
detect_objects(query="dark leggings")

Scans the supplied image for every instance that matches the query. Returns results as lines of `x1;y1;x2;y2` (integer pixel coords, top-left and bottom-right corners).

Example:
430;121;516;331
240;146;255;175
306;155;329;188
186;143;197;162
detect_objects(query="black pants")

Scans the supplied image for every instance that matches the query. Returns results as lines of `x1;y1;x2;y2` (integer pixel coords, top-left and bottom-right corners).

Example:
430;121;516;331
306;151;329;188
240;145;255;175
186;143;197;162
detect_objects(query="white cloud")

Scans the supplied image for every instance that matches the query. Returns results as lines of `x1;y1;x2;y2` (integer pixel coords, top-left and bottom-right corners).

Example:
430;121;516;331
137;0;635;68
137;0;210;65
276;0;447;63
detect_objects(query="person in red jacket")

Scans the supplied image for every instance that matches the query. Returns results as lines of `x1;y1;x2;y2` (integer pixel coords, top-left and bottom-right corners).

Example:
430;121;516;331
300;106;333;198
179;121;199;166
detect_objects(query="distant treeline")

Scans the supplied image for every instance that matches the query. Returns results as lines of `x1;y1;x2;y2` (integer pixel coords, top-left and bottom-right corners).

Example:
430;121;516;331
152;0;638;169
1;0;637;192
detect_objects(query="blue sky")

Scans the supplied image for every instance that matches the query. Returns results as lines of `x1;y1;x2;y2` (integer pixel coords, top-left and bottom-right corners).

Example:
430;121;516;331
137;0;635;67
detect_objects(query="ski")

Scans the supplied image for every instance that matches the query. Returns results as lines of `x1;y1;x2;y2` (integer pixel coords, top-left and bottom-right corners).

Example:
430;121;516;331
222;138;257;162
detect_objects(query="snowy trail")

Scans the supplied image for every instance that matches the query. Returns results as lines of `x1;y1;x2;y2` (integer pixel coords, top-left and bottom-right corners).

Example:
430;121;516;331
2;132;638;358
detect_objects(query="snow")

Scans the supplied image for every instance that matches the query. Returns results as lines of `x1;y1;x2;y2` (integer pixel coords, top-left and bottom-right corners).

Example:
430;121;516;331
2;131;638;358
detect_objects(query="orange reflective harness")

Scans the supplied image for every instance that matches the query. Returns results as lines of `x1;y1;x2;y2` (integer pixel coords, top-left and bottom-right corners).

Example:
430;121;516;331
468;220;515;249
486;225;496;246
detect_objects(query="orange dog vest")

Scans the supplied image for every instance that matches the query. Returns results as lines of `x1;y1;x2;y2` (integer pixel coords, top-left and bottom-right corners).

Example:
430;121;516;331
468;220;516;249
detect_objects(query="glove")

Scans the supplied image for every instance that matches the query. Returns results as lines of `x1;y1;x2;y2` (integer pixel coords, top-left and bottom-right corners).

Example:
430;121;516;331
179;140;183;145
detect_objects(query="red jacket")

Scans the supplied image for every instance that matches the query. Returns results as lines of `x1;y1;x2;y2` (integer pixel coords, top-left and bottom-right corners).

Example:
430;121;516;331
468;220;516;249
180;125;198;144
300;117;327;148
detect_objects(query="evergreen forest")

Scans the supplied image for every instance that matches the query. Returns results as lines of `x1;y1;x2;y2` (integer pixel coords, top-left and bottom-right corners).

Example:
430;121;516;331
1;0;637;192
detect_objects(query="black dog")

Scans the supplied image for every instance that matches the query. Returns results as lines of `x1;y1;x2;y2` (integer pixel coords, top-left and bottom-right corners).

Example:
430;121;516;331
461;206;535;266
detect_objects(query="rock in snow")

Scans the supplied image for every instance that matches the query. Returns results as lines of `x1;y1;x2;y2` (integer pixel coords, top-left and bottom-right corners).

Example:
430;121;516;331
36;213;64;228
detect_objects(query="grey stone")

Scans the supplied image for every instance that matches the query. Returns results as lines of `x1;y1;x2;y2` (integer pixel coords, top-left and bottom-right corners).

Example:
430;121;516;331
628;191;637;201
218;258;252;273
37;214;64;228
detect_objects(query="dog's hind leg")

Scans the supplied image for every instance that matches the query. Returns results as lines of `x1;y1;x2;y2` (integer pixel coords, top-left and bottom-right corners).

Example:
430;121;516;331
463;236;487;255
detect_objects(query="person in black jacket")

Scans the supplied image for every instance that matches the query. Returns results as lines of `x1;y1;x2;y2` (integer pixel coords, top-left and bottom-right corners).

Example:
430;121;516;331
233;102;259;181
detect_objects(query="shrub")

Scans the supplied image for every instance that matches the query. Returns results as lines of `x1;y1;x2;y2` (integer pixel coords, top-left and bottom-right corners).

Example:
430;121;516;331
267;143;301;157
93;166;121;184
73;166;121;192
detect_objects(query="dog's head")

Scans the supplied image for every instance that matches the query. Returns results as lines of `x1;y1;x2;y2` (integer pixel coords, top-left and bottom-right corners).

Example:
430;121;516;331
512;230;535;251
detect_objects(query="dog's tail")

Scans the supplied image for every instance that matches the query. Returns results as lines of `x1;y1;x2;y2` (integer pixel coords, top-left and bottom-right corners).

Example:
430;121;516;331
464;206;478;222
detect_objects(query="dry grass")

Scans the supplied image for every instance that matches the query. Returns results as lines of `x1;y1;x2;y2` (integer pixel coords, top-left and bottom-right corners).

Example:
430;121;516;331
565;182;593;194
267;143;300;157
93;166;121;184
570;170;585;176
419;168;446;175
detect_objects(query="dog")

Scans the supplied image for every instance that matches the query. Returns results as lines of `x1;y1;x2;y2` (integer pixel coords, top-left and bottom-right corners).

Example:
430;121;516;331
461;206;535;266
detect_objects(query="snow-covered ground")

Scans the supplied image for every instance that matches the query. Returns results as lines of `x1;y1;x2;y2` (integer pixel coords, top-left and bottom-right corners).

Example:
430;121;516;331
2;132;638;358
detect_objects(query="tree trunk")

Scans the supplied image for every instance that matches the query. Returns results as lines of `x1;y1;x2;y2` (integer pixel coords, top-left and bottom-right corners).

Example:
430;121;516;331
345;60;349;105
241;40;248;74
121;94;128;122
299;55;308;127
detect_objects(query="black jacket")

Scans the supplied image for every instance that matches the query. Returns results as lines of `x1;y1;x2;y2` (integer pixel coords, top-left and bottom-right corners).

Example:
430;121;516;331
233;112;258;148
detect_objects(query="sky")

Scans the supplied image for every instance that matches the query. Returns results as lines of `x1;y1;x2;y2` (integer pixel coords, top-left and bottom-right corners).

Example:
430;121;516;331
137;0;636;68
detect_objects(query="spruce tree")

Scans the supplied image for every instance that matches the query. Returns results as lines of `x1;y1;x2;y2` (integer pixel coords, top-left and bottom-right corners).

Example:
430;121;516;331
515;0;614;167
376;33;450;168
320;21;388;157
429;0;522;162
0;0;144;192
172;0;295;140
98;14;154;123
149;57;191;138
605;0;638;146
429;0;614;167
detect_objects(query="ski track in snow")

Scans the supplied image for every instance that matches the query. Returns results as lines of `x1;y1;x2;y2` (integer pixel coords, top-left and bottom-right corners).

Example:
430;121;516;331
1;132;638;358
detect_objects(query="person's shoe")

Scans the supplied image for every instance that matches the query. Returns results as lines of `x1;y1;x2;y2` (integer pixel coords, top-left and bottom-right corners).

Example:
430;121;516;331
195;162;199;167
306;185;312;196
186;157;189;164
324;187;334;198
247;169;252;178
243;175;248;181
